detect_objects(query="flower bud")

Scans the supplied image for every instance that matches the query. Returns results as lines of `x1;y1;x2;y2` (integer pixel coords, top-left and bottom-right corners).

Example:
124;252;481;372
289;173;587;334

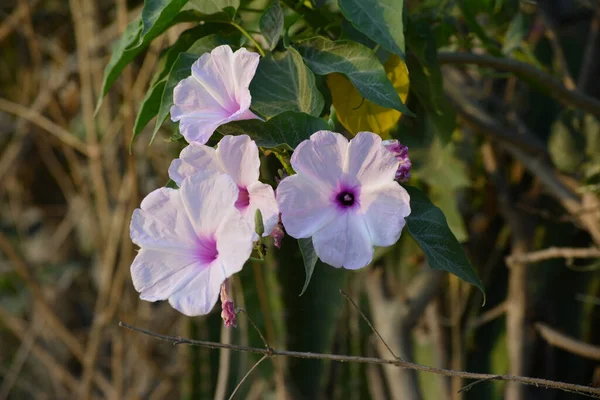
220;279;236;328
382;139;411;182
270;216;285;248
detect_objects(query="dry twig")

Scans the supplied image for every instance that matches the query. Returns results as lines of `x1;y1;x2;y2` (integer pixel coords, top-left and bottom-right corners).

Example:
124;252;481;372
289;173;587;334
119;321;600;398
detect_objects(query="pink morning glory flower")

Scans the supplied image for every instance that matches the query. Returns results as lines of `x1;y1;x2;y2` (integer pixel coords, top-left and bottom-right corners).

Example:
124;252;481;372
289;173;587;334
170;45;261;144
169;134;279;238
277;131;411;269
129;173;254;316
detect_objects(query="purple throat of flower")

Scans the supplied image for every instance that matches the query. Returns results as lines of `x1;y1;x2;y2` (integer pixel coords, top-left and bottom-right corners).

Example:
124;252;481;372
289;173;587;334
235;186;250;210
195;236;218;264
333;185;360;212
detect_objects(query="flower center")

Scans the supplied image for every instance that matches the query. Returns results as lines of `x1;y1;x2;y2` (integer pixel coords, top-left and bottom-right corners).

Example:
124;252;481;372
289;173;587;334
336;191;355;208
235;186;250;210
195;236;218;265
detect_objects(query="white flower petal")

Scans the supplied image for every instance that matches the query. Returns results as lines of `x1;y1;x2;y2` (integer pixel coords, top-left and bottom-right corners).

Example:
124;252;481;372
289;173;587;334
347;131;399;189
170;75;229;121
215;213;254;276
178;116;225;144
191;46;239;113
291;130;348;189
231;47;261;107
131;248;198;301
360;182;411;247
171;45;261;145
247;181;279;236
277;174;336;238
180;173;239;235
168;261;226;316
130;188;196;252
312;213;373;270
216;135;260;187
169;143;223;186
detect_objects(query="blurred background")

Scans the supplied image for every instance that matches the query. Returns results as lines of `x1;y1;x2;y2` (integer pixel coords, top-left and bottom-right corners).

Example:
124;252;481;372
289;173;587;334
1;0;600;399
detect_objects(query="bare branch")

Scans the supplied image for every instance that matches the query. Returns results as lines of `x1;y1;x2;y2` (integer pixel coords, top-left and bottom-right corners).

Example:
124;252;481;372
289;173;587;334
438;52;600;118
228;355;269;400
119;322;600;398
507;247;600;266
536;323;600;361
340;289;400;361
0;97;89;154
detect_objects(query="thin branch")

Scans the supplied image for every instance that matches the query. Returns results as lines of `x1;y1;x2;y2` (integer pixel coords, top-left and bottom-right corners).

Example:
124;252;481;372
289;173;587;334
340;289;400;361
536;322;600;361
467;302;507;330
0;97;89;154
438;52;600;118
236;308;272;352
537;4;577;90
507;247;600;266
119;322;600;398
228;355;269;400
578;6;600;91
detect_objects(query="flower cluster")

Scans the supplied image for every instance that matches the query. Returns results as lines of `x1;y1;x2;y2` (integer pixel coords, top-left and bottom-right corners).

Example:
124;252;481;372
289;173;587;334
129;45;412;322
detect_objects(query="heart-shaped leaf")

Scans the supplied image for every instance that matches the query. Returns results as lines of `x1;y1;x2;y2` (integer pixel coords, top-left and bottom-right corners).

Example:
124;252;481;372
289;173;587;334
404;186;485;297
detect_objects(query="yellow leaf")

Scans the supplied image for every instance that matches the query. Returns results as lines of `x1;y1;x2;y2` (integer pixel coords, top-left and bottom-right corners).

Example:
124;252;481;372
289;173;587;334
327;55;409;138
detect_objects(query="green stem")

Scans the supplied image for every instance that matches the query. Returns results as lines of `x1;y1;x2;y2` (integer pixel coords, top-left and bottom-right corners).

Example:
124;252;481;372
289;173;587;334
229;21;266;57
273;151;295;177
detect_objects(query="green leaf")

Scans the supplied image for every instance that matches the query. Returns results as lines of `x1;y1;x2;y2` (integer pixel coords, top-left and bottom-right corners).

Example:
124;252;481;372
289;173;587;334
188;0;239;18
298;238;318;296
97;0;189;109
405;18;456;143
338;0;405;58
133;26;238;144
295;37;412;115
140;0;189;39
456;0;502;57
419;139;470;191
548;113;586;173
153;35;233;143
132;79;166;146
218;111;329;149
404;186;485;296
249;48;324;118
260;0;284;50
502;12;527;55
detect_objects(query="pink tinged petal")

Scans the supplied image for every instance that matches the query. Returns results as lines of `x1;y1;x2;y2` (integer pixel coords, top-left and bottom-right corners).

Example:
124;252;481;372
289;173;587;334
168;260;227;316
360;182;411;247
180;172;239;235
130;188;197;252
231;47;260;105
312;213;373;270
191;46;239;113
216;135;260;187
168;143;223;186
347;132;399;189
130;248;199;302
214;213;254;276
177;117;222;144
246;181;279;236
291;130;348;189
171;76;229;122
277;174;337;238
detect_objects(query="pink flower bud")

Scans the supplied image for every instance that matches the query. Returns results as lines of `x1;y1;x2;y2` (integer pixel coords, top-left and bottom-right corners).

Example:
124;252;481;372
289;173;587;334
220;279;236;328
382;139;411;182
270;216;285;248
